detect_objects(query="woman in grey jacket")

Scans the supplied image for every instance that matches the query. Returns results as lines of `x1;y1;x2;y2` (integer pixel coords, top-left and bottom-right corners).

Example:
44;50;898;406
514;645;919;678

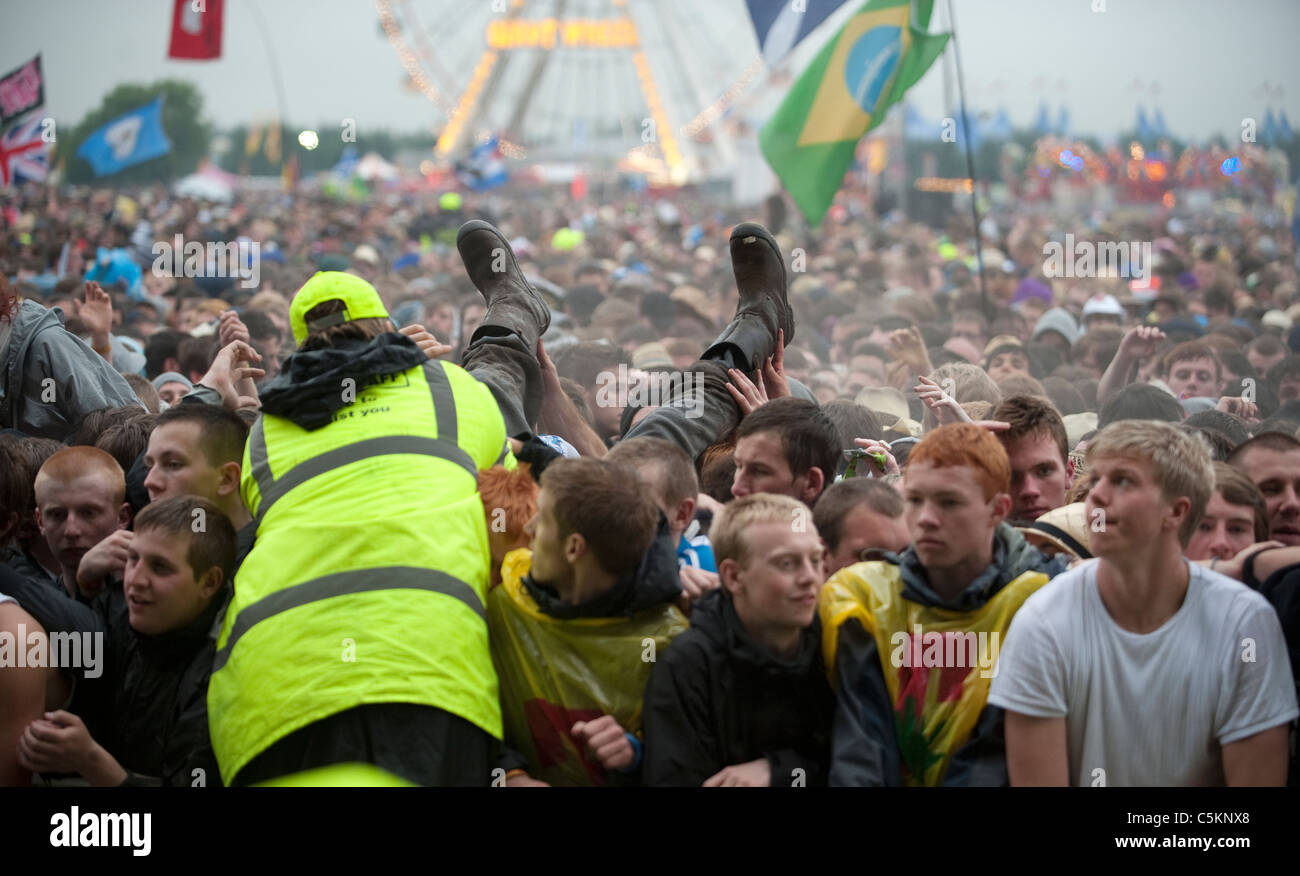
0;276;140;440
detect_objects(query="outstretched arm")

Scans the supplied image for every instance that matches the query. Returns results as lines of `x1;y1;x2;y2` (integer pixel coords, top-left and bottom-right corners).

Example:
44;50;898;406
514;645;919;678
536;340;606;457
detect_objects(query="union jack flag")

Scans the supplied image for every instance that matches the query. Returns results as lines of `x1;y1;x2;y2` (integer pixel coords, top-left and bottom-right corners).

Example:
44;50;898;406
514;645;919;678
0;115;49;186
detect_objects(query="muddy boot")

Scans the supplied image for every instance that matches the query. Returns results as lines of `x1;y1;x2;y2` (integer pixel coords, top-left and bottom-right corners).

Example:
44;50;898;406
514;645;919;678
456;220;550;437
701;222;794;372
457;220;551;349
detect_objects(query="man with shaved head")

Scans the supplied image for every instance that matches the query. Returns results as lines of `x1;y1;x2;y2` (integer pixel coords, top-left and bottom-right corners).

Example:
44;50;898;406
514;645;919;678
33;447;132;600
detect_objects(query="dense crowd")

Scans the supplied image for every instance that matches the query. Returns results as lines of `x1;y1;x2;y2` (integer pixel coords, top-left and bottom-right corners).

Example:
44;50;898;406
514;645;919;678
1;175;1298;786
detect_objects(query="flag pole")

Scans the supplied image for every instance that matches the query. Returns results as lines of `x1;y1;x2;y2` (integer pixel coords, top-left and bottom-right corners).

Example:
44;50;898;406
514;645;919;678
943;0;989;318
245;0;290;165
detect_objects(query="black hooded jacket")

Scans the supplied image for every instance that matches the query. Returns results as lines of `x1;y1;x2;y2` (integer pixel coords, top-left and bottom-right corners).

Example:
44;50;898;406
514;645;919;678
642;588;835;787
521;513;683;619
259;331;427;431
92;583;230;787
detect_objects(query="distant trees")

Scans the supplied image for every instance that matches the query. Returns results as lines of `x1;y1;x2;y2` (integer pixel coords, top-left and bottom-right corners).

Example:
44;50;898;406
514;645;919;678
58;80;211;184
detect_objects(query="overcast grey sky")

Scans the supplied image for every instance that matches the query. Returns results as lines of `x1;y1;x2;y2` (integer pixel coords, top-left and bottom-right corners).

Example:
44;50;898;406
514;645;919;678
2;0;1296;146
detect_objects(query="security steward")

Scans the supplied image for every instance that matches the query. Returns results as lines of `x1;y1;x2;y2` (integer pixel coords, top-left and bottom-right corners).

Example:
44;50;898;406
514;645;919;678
208;271;511;786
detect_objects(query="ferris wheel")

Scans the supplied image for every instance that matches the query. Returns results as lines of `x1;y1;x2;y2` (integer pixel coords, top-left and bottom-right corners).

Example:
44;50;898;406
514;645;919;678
376;0;766;183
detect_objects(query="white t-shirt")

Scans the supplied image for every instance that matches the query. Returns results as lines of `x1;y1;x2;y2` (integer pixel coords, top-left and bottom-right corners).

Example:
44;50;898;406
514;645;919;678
988;558;1298;786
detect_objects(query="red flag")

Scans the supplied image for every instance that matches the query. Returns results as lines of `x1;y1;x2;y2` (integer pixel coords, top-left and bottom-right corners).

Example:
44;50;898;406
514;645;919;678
168;0;223;60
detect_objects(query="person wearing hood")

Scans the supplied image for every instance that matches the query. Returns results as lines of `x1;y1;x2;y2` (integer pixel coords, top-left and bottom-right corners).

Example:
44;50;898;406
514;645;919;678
0;276;141;440
643;494;834;787
491;457;687;787
15;496;233;787
1031;307;1082;356
208;265;519;788
820;423;1069;786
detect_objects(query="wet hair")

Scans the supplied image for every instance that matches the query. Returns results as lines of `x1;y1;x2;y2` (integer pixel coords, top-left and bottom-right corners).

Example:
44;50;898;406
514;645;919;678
153;404;250;467
241;308;281;342
1087;419;1213;545
69;406;151;448
907;423;1011;501
539;458;659;576
821;400;884;460
992;394;1068;463
144;330;187;380
813;478;903;552
735;398;839;491
1161;341;1221;383
476;464;538;542
1265;355;1300;388
923;362;1001;431
1181;425;1234;462
178;335;221;378
996;373;1047;399
1039;376;1088;416
1247;334;1285;357
699;443;736;504
1209;461;1269;543
1098;384;1183;428
604;437;698;511
133;495;236;582
121;373;162;413
712;493;815;568
95;414;158;474
1228;431;1300;467
1183;409;1251;449
34;446;126;507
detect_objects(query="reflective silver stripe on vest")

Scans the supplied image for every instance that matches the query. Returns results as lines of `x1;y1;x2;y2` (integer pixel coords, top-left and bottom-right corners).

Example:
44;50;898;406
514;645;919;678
248;363;476;521
212;566;486;674
423;360;458;444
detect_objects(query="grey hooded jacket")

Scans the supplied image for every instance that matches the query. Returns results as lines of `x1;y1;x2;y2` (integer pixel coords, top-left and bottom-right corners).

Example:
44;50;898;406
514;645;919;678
1;299;141;439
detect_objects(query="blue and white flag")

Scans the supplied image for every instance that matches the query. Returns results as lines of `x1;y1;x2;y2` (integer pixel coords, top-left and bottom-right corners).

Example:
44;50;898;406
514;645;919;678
75;96;172;177
456;136;508;191
746;0;849;66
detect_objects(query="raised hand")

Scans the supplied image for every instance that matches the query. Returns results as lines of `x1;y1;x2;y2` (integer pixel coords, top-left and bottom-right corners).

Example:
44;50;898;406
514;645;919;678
761;328;792;400
1117;325;1166;362
200;340;266;410
73;281;114;358
219;309;251;348
399;323;453;359
914;375;970;426
726;366;769;416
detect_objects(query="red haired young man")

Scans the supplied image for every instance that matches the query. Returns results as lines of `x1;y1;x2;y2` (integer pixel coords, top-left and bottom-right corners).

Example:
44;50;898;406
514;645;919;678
819;423;1068;786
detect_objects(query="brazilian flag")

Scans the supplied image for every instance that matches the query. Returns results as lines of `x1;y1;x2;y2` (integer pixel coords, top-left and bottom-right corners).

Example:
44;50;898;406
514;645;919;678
760;0;949;225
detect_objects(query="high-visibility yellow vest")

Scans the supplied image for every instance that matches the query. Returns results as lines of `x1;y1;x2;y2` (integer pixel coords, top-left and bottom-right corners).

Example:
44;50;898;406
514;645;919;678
209;358;511;785
490;548;688;786
819;561;1049;786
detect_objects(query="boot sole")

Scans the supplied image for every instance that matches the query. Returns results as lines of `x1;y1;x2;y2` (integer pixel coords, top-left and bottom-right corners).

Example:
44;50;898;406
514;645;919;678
729;222;794;346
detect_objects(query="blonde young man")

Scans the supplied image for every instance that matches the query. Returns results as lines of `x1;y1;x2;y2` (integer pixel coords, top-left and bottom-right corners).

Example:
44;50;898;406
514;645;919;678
991;420;1297;786
643;494;834;786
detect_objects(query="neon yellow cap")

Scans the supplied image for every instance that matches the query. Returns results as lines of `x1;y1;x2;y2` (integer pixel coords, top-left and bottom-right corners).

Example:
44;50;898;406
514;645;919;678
289;271;390;346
